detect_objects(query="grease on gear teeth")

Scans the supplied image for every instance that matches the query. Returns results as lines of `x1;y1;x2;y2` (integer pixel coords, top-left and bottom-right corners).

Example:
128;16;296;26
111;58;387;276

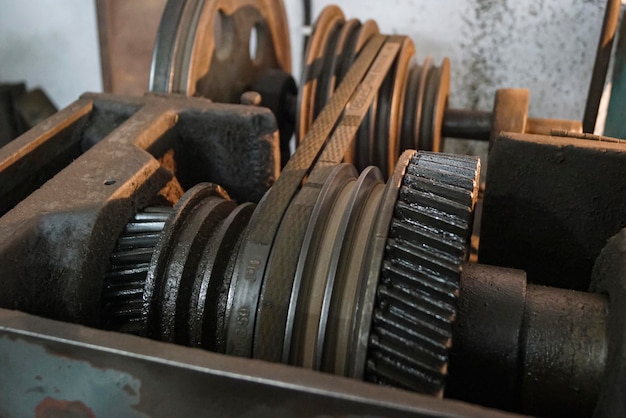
102;207;173;334
366;151;479;396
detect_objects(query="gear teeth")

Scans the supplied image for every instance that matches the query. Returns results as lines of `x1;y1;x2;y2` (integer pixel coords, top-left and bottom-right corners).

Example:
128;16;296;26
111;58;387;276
366;152;479;396
102;207;173;334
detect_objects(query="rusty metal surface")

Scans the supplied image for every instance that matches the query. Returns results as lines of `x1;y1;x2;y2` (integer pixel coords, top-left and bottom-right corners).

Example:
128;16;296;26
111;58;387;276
150;0;291;104
0;93;279;326
0;308;522;418
489;89;529;150
479;131;626;291
0;84;57;148
96;0;168;95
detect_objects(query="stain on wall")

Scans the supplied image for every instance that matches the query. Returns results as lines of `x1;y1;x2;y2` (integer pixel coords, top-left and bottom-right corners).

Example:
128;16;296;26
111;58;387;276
457;0;604;118
300;0;605;119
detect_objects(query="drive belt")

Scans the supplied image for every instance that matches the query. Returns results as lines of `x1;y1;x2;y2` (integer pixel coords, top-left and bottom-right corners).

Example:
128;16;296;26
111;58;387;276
226;34;402;358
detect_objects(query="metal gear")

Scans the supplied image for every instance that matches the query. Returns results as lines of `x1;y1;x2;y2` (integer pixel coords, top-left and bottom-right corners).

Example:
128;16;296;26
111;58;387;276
102;206;173;334
366;151;479;396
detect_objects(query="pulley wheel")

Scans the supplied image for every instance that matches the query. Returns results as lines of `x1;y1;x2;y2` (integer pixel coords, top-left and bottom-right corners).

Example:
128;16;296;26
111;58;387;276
150;0;291;104
297;6;345;142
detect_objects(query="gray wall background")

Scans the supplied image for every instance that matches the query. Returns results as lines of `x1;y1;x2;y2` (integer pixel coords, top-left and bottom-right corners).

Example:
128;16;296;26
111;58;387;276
0;0;608;122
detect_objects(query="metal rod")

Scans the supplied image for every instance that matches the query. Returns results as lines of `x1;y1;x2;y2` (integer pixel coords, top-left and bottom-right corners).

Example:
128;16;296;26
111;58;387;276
583;0;621;133
450;263;608;417
441;109;581;141
441;109;492;141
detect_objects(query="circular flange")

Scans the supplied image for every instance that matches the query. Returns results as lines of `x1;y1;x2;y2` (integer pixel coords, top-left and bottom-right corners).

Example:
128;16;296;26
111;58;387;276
286;164;358;368
419;59;450;152
352;20;380;171
297;5;345;142
189;202;255;349
385;37;415;177
400;56;432;153
143;183;230;340
312;18;349;119
321;165;385;375
253;167;345;362
349;150;415;379
150;0;291;103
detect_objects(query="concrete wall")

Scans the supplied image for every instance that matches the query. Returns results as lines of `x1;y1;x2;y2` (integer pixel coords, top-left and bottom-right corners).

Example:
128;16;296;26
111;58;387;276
286;0;606;120
0;0;102;108
0;0;607;121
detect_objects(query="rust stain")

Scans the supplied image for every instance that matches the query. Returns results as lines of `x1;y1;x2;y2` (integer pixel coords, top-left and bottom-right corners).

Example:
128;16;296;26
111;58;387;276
35;397;96;418
122;384;137;397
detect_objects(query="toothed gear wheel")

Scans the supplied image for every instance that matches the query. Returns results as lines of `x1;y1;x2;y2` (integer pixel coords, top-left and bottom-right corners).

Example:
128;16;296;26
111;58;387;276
102;207;173;334
366;152;479;396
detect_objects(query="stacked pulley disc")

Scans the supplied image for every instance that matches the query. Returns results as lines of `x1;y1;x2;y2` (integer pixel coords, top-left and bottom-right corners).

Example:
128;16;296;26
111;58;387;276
112;0;481;400
150;0;291;104
297;6;451;176
102;150;479;396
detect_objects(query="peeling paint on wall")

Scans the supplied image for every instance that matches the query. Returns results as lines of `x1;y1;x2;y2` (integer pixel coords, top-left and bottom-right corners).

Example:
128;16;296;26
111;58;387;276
0;335;146;418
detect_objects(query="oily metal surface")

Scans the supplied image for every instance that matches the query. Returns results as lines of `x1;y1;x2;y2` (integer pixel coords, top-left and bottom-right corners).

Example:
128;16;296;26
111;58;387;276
103;207;173;334
320;166;384;375
225;35;391;358
159;195;235;345
250;37;402;361
349;150;415;379
143;184;228;339
367;152;480;396
287;164;357;367
488;89;529;150
150;0;291;103
253;34;400;363
189;202;255;349
254;176;333;361
0;93;279;330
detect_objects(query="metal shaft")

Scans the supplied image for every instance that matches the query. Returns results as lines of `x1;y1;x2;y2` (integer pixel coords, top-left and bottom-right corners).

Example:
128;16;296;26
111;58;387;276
441;108;583;142
441;109;492;141
448;263;608;417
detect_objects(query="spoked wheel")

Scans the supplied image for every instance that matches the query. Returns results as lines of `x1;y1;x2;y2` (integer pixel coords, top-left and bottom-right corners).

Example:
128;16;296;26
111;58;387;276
150;0;291;104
